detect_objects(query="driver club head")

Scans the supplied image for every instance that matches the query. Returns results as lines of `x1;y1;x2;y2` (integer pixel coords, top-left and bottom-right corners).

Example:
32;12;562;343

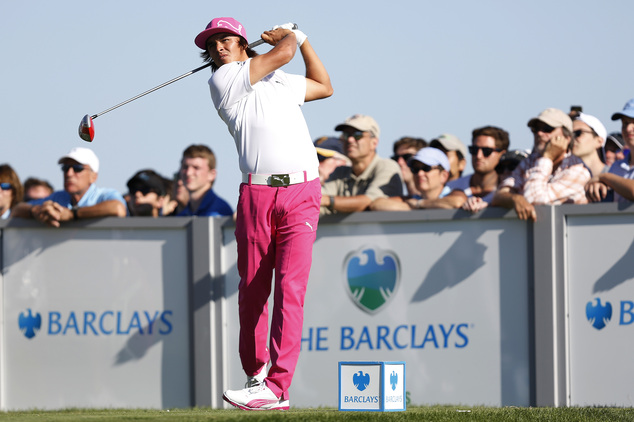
78;114;95;142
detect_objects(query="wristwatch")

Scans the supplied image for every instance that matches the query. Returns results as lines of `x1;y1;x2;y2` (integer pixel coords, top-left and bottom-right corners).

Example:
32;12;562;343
72;206;79;220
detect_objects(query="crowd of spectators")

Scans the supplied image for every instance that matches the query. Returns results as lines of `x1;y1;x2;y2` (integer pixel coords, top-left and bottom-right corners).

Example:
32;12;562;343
2;99;633;225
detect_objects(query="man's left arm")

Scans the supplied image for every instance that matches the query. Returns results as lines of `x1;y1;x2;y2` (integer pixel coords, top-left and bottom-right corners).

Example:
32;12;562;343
299;37;333;102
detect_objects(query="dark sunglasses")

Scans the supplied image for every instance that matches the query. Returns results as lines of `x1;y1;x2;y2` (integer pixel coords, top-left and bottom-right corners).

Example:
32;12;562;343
495;160;520;174
391;153;414;162
573;129;595;138
61;164;86;173
342;131;366;141
409;162;441;173
531;122;555;134
0;182;12;191
131;186;155;196
468;146;502;157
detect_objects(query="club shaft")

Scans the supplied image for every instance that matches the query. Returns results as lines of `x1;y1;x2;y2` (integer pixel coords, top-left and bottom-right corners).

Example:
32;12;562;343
92;38;266;119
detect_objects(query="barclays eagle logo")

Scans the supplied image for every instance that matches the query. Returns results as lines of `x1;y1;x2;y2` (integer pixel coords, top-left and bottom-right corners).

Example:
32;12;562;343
353;370;370;391
18;308;42;339
586;298;612;330
344;246;400;314
390;371;398;391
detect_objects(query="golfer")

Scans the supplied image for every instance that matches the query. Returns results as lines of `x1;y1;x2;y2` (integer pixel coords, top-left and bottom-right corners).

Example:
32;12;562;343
194;17;333;410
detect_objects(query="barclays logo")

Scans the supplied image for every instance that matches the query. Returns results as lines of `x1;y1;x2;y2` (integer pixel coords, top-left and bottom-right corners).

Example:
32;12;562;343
390;371;398;391
586;298;612;330
344;246;400;314
18;309;42;339
353;370;370;391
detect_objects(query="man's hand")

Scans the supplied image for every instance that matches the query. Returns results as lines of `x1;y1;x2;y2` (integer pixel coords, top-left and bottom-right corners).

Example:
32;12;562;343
261;27;295;46
272;23;306;47
512;194;537;221
542;136;568;163
586;177;609;202
32;200;71;227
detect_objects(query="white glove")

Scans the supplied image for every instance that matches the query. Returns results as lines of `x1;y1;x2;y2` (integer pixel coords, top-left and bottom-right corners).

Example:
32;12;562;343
272;23;307;47
292;29;307;47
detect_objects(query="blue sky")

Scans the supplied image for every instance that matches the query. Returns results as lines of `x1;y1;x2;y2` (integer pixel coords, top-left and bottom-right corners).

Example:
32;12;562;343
1;1;631;209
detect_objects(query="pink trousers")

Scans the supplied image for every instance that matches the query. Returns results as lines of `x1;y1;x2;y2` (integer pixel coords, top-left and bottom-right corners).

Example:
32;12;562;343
235;178;321;400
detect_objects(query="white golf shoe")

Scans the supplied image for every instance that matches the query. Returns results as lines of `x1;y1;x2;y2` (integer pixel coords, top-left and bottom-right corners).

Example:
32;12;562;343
245;364;267;388
223;384;290;411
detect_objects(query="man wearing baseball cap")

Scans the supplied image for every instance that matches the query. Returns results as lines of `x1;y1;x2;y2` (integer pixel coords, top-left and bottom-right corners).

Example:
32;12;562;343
370;147;451;211
194;17;333;410
320;114;403;215
13;147;127;226
313;136;351;184
586;99;634;203
492;108;591;221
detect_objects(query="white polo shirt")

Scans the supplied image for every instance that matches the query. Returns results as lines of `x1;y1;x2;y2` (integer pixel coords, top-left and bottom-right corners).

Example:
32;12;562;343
209;58;319;176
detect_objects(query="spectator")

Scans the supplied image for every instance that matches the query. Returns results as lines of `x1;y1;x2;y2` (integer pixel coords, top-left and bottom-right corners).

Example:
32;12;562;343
23;177;54;202
602;132;626;167
163;173;189;216
0;164;24;219
370;147;450;211
495;149;530;182
126;169;167;217
177;144;232;217
586;99;634;203
464;148;529;213
320;114;403;215
391;136;427;196
571;113;608;177
433;125;509;210
13;147;127;227
313;136;350;184
492;108;591;221
429;134;468;182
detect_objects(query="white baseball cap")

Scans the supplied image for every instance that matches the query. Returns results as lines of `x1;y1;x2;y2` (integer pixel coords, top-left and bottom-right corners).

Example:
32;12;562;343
58;147;100;172
576;113;607;146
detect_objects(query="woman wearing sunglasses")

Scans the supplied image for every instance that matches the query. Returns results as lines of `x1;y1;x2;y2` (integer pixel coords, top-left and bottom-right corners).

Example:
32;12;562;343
0;164;24;219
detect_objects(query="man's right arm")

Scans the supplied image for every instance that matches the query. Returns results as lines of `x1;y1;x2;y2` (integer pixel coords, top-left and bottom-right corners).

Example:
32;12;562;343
491;187;536;221
249;29;297;85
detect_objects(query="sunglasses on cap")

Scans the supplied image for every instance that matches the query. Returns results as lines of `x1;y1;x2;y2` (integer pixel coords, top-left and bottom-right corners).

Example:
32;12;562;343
409;162;442;173
495;160;521;174
468;146;502;157
391;153;414;162
0;182;12;191
61;164;86;173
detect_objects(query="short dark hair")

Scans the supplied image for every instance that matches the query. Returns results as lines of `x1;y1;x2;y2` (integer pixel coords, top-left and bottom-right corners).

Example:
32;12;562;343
471;126;510;151
392;137;427;155
182;144;217;170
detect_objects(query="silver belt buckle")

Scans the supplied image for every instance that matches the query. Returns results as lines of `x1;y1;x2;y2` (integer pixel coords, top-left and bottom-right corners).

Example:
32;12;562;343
270;174;290;187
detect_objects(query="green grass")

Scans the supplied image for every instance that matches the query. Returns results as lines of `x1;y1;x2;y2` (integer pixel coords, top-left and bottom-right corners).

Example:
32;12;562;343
1;406;633;421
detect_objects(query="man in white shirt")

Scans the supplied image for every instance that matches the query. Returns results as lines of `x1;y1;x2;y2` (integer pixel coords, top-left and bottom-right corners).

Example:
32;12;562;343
194;17;332;410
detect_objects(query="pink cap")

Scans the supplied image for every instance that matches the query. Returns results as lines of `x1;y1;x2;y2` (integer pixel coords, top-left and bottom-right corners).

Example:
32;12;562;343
195;17;248;50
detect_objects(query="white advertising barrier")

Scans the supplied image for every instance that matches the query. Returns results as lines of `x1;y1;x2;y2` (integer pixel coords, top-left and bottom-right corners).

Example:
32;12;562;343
221;209;531;407
564;210;634;406
1;222;191;410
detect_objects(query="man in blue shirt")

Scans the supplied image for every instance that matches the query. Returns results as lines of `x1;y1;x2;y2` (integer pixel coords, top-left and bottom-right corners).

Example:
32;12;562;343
13;147;127;226
177;144;233;217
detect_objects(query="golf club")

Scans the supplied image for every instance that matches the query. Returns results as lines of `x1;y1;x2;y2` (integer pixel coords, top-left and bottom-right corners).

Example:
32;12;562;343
78;25;296;142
